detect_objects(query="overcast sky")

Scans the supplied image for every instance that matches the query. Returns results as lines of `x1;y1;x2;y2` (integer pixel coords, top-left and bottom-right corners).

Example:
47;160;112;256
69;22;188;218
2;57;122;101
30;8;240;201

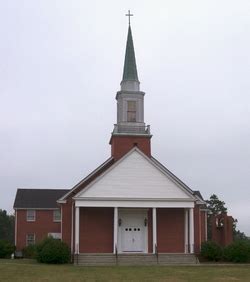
1;1;250;235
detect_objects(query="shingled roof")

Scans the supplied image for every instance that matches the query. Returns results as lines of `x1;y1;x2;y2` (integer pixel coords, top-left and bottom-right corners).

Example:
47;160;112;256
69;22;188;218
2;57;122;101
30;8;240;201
14;189;69;209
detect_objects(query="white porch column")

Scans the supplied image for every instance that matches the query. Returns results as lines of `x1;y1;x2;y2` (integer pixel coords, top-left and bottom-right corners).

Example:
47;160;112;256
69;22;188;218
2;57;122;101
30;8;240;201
113;207;118;254
152;207;157;254
184;209;189;253
75;206;80;254
189;208;194;253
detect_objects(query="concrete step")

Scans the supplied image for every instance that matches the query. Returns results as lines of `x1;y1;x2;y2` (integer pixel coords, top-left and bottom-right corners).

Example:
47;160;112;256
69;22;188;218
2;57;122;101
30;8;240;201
117;254;157;265
74;253;198;266
158;254;198;265
75;254;116;266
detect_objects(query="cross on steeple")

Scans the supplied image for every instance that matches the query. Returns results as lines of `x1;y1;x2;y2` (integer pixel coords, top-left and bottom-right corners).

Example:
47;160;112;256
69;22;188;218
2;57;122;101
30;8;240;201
126;10;133;26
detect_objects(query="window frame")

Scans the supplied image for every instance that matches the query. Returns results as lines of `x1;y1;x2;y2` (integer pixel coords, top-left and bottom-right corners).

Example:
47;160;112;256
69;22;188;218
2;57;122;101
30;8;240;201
48;232;62;240
53;209;61;222
26;210;36;222
127;100;137;122
26;233;35;246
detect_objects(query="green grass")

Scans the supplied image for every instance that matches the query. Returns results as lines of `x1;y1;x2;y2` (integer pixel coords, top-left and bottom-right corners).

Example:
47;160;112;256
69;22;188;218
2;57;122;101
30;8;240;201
0;259;250;282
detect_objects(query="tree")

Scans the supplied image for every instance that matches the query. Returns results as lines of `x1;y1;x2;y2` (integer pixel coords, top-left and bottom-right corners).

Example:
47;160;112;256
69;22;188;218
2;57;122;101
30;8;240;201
0;209;15;244
206;194;227;216
206;194;247;241
233;219;248;241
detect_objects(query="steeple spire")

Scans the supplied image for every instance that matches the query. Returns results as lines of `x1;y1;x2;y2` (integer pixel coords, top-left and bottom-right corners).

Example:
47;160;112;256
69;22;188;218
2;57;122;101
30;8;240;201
110;13;151;160
122;25;138;82
120;12;140;91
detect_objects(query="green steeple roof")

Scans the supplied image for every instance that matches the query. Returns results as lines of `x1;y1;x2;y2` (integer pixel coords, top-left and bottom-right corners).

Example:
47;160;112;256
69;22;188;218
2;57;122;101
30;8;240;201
122;25;139;81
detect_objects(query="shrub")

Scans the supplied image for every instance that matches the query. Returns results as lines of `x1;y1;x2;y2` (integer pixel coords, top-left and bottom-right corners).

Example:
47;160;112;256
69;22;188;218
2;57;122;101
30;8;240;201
36;237;70;264
224;240;250;263
200;241;223;261
22;244;37;259
0;240;15;258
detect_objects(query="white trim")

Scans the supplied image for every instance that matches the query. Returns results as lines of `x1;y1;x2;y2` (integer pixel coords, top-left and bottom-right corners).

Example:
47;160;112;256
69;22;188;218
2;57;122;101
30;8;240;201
189;208;194;253
15;208;61;210
57;200;67;204
184;209;189;253
75;207;80;254
113;207;118;254
75;200;195;208
152;208;157;254
74;197;194;202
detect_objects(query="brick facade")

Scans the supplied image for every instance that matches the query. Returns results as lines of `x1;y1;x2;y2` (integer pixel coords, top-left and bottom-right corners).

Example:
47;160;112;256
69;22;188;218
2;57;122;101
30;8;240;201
61;200;74;251
211;213;233;247
147;208;153;253
110;135;151;160
15;209;61;251
79;207;113;253
157;208;185;253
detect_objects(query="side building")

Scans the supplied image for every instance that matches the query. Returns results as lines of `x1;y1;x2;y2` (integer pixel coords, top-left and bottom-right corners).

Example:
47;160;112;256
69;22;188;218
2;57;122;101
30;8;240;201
14;189;69;249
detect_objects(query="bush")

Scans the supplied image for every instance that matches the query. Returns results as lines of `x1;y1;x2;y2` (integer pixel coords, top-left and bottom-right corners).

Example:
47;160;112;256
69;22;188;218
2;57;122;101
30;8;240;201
36;237;70;264
0;240;15;258
200;241;223;261
22;244;37;259
224;240;250;263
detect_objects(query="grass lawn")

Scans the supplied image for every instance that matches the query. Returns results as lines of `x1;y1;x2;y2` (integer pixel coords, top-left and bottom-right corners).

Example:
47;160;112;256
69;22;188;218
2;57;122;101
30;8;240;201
0;259;250;282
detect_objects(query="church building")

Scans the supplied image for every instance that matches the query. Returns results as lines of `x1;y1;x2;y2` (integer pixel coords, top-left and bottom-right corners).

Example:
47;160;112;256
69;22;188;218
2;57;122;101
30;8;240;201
14;18;207;264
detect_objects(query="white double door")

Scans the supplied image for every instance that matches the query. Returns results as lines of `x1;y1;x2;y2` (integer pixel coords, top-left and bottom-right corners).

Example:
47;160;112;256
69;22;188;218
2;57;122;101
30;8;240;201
118;209;148;253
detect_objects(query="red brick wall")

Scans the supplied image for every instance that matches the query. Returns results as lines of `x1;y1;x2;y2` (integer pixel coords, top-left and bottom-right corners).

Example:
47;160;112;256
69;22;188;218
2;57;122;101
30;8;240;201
200;210;207;243
147;209;153;253
211;213;233;247
61;200;73;251
79;207;113;253
15;209;61;251
194;205;201;253
157;208;185;253
110;135;151;160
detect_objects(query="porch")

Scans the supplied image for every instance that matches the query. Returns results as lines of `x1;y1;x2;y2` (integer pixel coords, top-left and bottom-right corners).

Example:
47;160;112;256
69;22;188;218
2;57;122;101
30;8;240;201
74;206;196;255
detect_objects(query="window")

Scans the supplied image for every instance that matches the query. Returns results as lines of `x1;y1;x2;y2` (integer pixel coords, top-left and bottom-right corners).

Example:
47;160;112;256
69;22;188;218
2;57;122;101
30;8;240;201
26;210;36;221
53;209;61;222
26;234;35;246
48;233;61;240
127;101;136;122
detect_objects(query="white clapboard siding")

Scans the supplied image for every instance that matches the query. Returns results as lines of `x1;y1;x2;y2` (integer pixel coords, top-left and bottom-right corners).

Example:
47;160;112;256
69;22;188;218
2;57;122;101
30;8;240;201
77;150;191;199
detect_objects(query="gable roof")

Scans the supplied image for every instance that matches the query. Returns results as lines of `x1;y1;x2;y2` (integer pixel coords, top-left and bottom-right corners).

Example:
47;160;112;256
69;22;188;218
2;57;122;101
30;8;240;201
14;189;69;209
74;148;197;201
57;157;114;202
150;157;205;203
150;156;194;195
